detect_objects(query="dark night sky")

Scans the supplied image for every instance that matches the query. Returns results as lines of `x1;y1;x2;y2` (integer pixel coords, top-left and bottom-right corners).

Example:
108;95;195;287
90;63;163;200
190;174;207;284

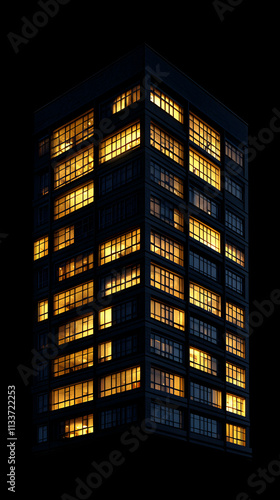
2;1;279;499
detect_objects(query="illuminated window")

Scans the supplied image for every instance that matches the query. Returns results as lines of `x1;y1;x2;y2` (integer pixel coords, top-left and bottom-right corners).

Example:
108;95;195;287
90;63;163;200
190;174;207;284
189;347;217;376
189;113;221;161
151;402;183;429
226;302;245;328
54;225;74;252
225;242;245;267
99;228;140;266
190;414;221;439
34;236;48;260
53;281;94;316
150;333;183;363
98;341;112;362
226;423;246;446
225;141;244;167
150;86;184;123
57;252;93;281
54;181;94;220
150;195;184;232
226;332;245;358
189;186;218;218
58;315;94;345
150;263;184;299
150;161;184;198
225;210;244;236
226;393;246;416
61;414;93;439
99;122;141;164
150;367;184;397
53;347;94;377
189;282;221;317
51;380;93;410
54;146;94;189
189;217;220;253
112;85;141;114
190;382;222;408
189;251;217;281
99;366;141;397
38;299;48;322
226;362;245;388
98;299;137;330
190;316;218;344
150;123;184;166
100;264;140;297
150;231;184;266
225;269;244;294
51;110;94;158
189;149;220;189
150;299;185;331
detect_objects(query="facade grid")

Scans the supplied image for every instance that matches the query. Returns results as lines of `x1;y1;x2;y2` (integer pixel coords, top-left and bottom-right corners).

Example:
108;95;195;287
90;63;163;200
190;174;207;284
32;45;250;456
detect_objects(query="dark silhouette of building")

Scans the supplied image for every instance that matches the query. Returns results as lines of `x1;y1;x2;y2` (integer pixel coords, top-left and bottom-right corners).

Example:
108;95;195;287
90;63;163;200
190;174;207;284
32;44;250;459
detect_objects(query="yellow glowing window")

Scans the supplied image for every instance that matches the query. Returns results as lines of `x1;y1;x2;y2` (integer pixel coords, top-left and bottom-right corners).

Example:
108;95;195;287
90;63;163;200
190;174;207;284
63;414;93;439
226;302;245;328
189;149;220;189
150;299;185;331
150;263;184;299
98;341;112;362
150;123;184;166
58;252;94;281
99;228;140;266
99;122;141;164
150;367;185;397
226;332;245;358
226;423;246;446
100;265;140;297
189;217;221;253
226;362;245;388
54;146;94;190
99;366;141;397
34;236;48;261
51;380;93;410
38;299;48;322
150;231;184;267
53;347;94;377
54;181;94;220
98;307;112;330
189;113;221;161
58;314;94;345
112;85;141;114
226;393;246;416
225;242;245;267
51;110;94;158
53;281;94;316
150;86;184;123
53;225;74;252
189;347;217;376
189;282;221;317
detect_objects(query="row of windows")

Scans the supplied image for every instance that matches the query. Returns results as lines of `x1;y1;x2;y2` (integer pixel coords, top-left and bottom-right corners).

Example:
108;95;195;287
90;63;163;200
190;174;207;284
37;410;246;447
48;362;245;412
38;277;246;334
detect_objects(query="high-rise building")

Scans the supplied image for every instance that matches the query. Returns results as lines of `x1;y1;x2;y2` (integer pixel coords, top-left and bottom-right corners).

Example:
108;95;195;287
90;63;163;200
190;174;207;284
32;45;251;457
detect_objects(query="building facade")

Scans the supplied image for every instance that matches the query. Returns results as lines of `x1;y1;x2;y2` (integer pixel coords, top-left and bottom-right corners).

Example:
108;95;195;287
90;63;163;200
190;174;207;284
32;45;251;456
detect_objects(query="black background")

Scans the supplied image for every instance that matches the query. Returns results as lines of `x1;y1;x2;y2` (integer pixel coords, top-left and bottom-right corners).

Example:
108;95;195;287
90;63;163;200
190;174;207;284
1;1;279;499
